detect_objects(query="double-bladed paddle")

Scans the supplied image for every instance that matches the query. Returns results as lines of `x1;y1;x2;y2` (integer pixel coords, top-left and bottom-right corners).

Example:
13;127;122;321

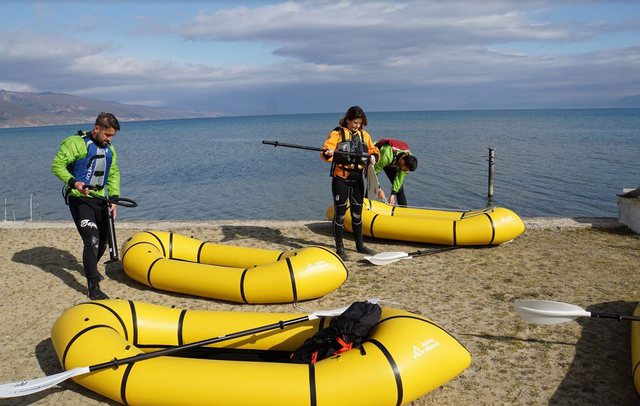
0;303;353;398
514;299;640;325
364;246;460;266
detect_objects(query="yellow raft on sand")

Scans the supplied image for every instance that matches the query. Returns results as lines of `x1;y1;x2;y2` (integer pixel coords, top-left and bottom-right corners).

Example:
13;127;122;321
122;231;347;303
327;198;525;245
51;299;471;406
632;305;640;394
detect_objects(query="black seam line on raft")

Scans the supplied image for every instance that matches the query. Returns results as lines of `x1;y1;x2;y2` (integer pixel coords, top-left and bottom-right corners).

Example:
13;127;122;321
177;309;187;346
369;213;379;238
128;300;138;347
484;213;496;244
633;360;640;386
366;338;403;406
308;363;317;406
197;241;206;263
80;301;129;341
147;257;163;287
121;241;158;265
285;257;299;303
277;250;286;261
169;232;174;260
120;362;135;405
391;206;396;216
316;246;349;277
144;231;166;258
240;268;249;304
61;324;116;369
453;220;458;246
374;314;470;352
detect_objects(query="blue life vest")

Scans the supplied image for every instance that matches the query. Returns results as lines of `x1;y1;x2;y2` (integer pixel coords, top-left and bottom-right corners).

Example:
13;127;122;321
69;131;113;189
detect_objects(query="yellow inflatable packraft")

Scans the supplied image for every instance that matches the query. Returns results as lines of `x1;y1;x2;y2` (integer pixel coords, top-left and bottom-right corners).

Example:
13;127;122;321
51;299;471;406
327;198;525;245
122;231;347;303
632;304;640;394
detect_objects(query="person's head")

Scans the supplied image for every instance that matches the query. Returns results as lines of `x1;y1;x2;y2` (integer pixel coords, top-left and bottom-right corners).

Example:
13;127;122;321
92;112;120;147
339;106;368;133
399;154;418;172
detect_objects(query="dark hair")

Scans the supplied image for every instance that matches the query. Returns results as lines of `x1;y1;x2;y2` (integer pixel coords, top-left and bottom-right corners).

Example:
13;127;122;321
401;154;418;171
339;106;368;128
95;112;120;131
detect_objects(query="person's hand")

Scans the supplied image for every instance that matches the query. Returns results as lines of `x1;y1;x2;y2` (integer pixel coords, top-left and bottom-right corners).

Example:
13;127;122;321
324;149;334;157
76;181;90;195
389;195;396;206
377;188;386;201
369;155;376;166
109;203;118;220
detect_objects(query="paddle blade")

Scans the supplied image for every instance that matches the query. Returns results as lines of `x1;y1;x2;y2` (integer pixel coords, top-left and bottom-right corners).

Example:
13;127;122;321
364;252;411;266
0;366;90;398
514;300;591;325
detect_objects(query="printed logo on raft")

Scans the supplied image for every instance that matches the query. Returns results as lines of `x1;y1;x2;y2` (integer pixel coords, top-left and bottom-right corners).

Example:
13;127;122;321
413;338;440;359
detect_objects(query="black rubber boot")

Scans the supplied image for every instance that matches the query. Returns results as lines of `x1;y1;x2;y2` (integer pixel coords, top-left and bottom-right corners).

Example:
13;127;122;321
353;223;376;255
88;279;109;300
333;221;349;261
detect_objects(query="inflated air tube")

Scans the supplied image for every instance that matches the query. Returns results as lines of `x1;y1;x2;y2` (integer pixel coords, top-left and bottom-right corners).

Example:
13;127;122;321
122;231;347;303
51;299;472;406
327;198;525;245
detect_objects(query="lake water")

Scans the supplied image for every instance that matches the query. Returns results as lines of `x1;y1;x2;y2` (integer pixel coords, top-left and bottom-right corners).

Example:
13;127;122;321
1;109;638;221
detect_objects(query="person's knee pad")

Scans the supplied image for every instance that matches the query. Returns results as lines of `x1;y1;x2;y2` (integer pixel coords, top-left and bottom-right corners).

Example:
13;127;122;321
85;235;100;257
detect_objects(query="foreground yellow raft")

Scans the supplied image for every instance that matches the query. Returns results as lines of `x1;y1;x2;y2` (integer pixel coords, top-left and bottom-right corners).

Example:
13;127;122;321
122;231;347;303
327;198;525;245
51;299;471;406
632;305;640;394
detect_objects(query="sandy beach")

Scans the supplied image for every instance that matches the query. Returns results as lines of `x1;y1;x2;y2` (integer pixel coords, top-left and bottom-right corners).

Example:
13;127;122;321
0;217;639;406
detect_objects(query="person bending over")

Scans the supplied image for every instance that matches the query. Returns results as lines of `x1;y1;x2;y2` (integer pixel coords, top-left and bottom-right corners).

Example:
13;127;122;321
373;138;418;207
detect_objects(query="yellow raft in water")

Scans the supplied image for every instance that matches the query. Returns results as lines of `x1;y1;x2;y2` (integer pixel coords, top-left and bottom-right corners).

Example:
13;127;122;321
51;299;471;406
326;198;525;245
122;231;347;303
632;305;640;394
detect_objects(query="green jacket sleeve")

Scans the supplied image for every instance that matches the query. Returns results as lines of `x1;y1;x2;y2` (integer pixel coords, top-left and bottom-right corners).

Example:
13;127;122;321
51;135;87;187
374;145;394;173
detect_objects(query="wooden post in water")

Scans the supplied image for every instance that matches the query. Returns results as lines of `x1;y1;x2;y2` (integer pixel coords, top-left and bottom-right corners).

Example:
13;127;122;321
487;148;495;207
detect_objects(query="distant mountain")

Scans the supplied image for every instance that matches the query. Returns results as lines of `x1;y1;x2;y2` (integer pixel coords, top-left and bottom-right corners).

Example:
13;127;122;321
0;90;218;128
610;95;640;108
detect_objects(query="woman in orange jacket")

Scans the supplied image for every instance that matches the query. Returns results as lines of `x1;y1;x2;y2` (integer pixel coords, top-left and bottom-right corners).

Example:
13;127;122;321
321;106;380;260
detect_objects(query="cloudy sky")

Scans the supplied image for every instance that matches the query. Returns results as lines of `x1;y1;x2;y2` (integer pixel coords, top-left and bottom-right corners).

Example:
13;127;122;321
1;1;639;115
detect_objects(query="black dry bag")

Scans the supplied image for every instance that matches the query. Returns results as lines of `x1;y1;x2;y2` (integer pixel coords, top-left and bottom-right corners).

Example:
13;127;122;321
290;301;382;364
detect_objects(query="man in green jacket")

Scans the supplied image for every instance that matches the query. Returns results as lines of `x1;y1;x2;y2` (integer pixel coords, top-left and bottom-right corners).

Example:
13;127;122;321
51;112;121;300
373;138;418;207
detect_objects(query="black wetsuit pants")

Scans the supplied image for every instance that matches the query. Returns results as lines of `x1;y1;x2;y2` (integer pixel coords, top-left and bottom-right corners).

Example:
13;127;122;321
68;196;108;282
383;166;408;207
331;175;365;247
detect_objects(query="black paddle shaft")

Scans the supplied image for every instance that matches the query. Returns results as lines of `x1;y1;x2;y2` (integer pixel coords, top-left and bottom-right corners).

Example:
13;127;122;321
87;315;313;372
262;140;369;158
590;312;640;322
408;246;460;257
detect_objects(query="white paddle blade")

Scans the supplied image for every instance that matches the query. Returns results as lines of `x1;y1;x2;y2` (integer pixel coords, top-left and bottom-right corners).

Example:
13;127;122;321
364;251;411;266
514;300;591;325
0;366;90;398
